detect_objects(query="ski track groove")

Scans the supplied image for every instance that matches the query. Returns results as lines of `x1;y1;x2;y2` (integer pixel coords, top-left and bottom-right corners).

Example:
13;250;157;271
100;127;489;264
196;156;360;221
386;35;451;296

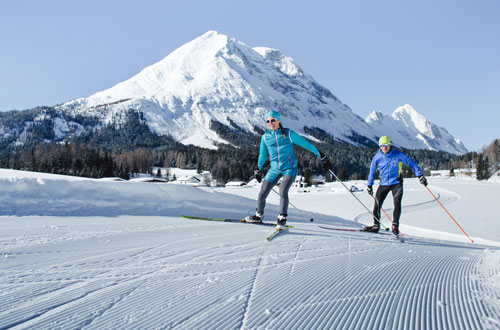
1;218;494;329
240;249;267;329
289;237;306;277
32;277;145;330
0;278;133;329
257;236;485;330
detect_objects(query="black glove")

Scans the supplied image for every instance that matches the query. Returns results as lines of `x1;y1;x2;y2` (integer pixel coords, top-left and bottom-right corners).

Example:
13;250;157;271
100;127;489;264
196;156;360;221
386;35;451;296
367;185;373;196
319;151;332;171
254;169;262;183
419;175;428;186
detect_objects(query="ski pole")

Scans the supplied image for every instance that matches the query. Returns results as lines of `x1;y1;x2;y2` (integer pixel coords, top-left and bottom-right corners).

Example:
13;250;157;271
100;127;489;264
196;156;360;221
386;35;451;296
425;186;474;243
272;188;314;221
328;169;389;231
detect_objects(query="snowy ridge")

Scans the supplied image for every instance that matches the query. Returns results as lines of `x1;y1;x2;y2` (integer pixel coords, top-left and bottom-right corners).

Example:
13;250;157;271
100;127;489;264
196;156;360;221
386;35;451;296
53;31;464;153
366;104;468;154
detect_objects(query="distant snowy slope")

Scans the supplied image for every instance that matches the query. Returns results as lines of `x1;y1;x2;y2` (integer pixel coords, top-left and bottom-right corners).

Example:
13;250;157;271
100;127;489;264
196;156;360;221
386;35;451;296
366;104;467;154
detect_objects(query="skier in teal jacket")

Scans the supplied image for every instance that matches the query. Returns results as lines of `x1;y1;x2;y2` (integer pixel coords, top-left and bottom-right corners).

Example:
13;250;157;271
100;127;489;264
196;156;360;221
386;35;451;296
363;136;428;235
245;109;331;229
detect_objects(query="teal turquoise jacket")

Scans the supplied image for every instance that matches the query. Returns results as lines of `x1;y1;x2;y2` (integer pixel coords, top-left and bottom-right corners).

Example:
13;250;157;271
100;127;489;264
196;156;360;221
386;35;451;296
258;128;321;182
367;148;422;186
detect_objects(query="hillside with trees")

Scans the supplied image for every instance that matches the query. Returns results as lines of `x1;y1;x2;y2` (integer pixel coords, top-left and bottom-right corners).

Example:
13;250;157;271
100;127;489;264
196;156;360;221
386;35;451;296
0;107;488;183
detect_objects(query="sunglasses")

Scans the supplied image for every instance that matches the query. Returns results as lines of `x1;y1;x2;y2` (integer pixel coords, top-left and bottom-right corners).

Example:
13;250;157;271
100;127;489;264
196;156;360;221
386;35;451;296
266;119;277;123
379;144;391;147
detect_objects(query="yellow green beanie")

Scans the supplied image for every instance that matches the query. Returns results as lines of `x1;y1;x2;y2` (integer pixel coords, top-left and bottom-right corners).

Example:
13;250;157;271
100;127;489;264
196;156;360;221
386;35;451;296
378;136;391;145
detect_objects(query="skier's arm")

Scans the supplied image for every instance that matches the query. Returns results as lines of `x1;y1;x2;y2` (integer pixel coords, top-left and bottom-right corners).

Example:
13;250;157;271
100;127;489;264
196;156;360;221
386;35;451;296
257;136;269;170
289;130;321;158
400;153;423;177
367;155;378;186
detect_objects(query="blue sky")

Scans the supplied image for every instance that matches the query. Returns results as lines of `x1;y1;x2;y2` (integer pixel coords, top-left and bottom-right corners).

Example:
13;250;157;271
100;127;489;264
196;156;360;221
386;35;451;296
1;0;498;151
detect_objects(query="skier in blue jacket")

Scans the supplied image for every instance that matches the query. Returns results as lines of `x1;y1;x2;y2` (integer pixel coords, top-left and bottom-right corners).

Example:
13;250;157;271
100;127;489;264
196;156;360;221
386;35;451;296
363;136;428;235
245;110;331;229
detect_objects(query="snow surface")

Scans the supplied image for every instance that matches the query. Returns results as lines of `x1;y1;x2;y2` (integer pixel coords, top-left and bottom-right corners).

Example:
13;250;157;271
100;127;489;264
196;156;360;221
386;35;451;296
1;169;500;329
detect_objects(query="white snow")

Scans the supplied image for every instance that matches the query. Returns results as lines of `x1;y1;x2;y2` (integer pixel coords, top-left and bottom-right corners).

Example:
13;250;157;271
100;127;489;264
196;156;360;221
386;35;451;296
1;168;499;329
54;31;466;153
365;104;468;154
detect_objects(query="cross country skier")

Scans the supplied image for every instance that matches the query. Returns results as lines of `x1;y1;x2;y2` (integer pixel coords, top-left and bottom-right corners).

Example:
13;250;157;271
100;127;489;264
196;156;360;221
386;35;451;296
245;110;331;229
363;136;428;235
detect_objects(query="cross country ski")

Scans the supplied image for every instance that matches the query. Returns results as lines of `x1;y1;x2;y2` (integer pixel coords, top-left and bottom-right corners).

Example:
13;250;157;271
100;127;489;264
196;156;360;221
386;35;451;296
319;225;404;242
181;214;294;228
265;228;287;241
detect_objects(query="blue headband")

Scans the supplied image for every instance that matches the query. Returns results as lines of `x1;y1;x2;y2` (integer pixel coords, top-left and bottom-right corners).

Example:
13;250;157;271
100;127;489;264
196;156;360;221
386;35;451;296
266;110;280;121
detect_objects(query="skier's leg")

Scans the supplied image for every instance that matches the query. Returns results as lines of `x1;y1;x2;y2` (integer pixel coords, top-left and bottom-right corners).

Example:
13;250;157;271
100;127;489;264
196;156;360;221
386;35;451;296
257;175;282;214
278;175;294;215
373;185;391;226
391;183;404;226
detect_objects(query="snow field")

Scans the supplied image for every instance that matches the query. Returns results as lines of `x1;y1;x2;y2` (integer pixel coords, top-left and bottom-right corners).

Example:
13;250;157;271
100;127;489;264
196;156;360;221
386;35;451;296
1;218;497;329
1;169;500;329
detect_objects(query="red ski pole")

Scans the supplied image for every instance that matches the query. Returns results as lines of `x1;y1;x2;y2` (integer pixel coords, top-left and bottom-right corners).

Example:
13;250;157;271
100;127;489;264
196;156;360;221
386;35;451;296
425;186;474;243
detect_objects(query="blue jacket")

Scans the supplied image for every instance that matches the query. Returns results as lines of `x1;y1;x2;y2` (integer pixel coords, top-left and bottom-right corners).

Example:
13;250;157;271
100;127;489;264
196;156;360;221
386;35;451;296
259;128;321;182
367;148;422;186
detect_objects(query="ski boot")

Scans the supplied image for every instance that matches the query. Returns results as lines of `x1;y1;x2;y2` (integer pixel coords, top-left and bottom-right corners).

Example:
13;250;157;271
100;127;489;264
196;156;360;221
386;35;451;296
362;224;380;233
392;224;399;235
245;212;263;223
276;214;287;230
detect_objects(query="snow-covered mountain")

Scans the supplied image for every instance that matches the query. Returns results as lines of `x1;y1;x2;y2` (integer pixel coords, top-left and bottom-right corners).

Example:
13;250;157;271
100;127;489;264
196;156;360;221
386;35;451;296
365;104;468;154
51;31;465;154
57;31;376;149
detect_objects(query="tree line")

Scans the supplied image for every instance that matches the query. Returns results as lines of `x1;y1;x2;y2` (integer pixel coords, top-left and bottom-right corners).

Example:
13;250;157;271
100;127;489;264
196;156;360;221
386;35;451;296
1;107;497;182
1;138;469;184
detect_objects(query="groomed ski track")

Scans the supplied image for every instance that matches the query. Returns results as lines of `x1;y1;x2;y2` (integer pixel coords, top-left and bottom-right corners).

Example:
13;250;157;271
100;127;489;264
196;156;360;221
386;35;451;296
1;216;499;329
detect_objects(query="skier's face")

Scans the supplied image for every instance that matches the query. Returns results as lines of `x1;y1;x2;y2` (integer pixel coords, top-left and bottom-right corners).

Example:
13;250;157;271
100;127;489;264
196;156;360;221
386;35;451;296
266;117;279;130
380;144;391;154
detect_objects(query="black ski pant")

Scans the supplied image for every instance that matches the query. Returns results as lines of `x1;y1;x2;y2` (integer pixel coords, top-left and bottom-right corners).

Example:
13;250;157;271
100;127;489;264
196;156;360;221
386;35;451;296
373;183;403;226
257;174;294;216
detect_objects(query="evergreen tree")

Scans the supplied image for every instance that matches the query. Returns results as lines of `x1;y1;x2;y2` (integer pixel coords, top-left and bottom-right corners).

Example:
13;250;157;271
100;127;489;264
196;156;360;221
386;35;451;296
476;154;490;180
304;168;312;186
484;156;490;179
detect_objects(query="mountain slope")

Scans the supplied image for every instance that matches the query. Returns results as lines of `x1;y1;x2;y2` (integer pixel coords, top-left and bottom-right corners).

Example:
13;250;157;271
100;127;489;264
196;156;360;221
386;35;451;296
365;104;468;154
58;31;377;149
1;31;467;154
